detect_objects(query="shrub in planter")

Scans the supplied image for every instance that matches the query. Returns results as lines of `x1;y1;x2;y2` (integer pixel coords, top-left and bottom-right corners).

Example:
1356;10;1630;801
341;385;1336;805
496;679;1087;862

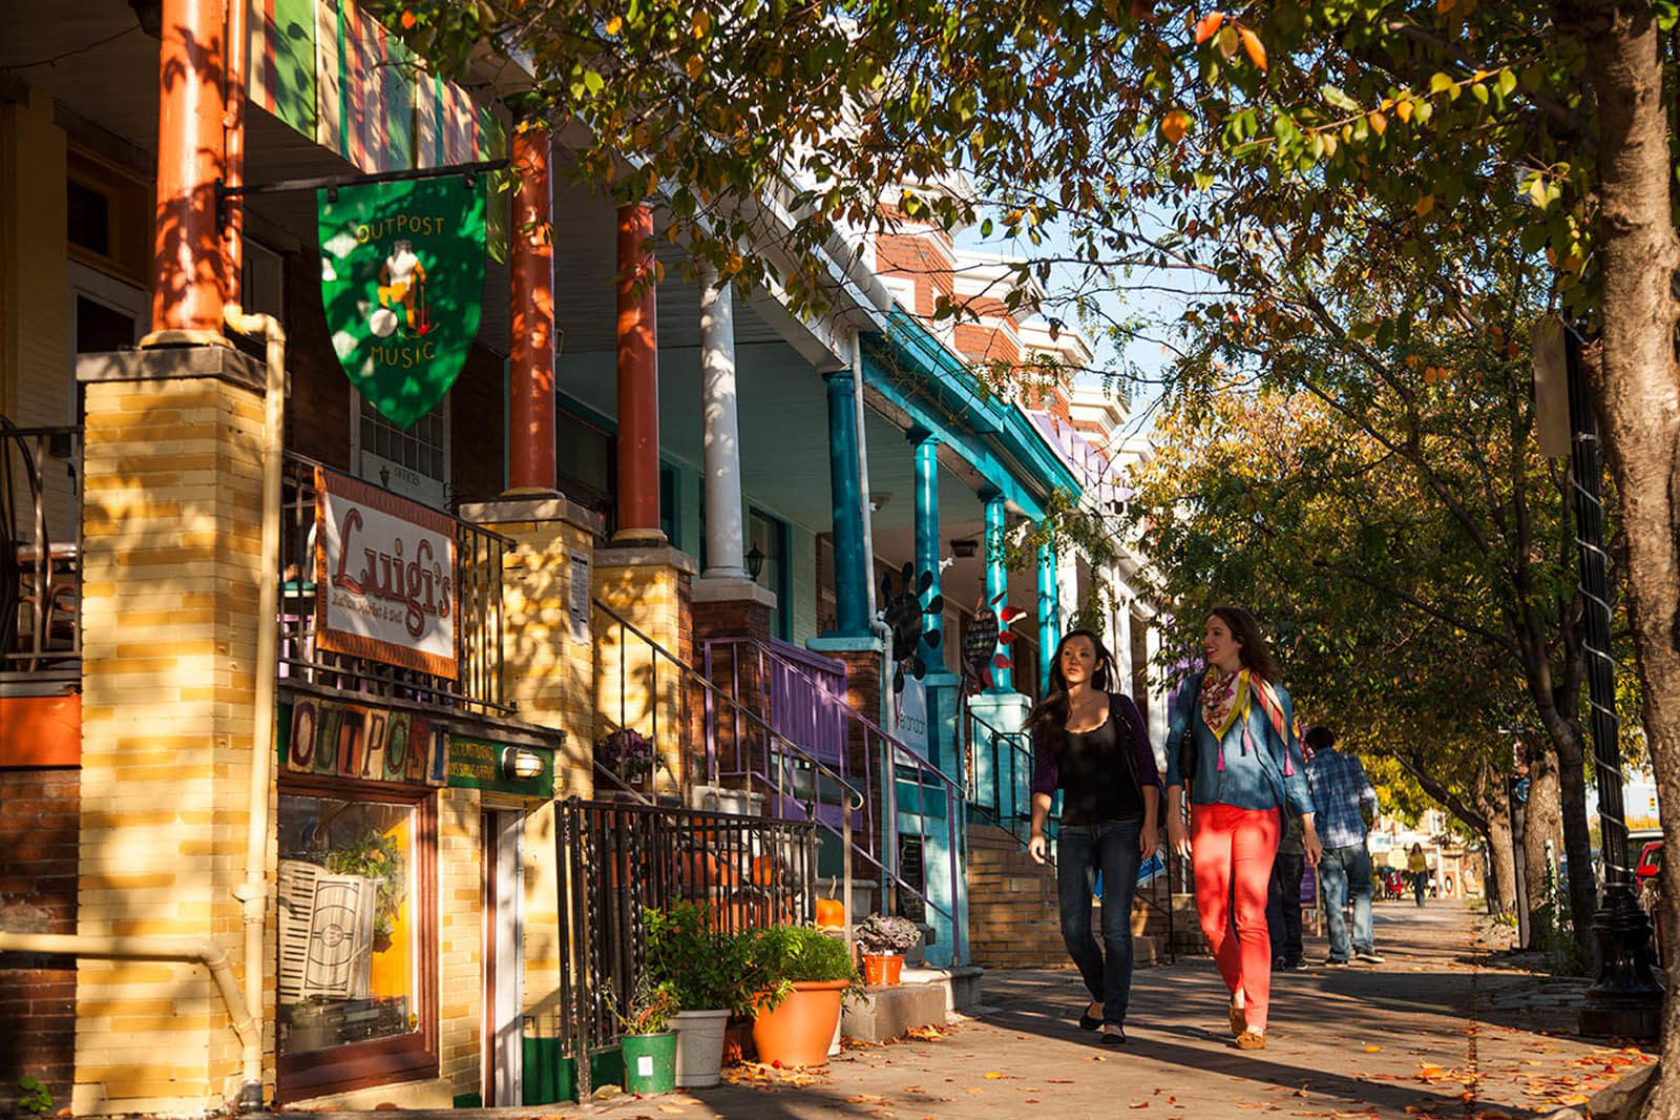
644;902;749;1087
616;979;679;1095
740;925;862;1068
855;915;921;986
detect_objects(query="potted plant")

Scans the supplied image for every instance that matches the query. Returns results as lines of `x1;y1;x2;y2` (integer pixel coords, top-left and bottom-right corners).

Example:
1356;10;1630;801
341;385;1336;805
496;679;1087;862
855;914;921;986
322;828;406;951
616;978;680;1096
740;924;862;1068
644;902;748;1088
597;727;656;791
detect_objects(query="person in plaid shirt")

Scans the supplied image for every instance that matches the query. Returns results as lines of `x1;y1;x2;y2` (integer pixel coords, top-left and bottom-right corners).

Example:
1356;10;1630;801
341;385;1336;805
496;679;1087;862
1305;726;1382;964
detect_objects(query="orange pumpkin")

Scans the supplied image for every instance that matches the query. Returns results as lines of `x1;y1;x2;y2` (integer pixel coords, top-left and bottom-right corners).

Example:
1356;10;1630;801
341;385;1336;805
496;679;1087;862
815;898;845;929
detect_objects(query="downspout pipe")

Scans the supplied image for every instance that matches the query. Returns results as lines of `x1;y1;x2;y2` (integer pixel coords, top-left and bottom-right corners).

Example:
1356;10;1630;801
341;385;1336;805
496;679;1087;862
0;932;260;1103
225;304;288;1112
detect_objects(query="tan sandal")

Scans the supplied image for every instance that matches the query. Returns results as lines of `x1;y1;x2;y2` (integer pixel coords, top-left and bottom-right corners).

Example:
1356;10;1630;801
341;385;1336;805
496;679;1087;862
1228;999;1246;1036
1234;1029;1266;1050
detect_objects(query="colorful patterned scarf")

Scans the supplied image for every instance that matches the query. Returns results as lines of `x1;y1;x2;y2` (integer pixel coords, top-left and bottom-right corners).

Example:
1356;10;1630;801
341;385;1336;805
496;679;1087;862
1201;667;1294;775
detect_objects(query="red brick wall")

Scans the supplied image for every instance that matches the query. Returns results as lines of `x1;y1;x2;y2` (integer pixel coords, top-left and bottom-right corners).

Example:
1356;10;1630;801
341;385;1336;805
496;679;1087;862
875;232;955;317
0;767;80;1112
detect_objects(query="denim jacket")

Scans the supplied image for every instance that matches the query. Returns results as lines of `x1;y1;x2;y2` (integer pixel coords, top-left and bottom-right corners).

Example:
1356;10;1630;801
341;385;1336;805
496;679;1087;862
1164;672;1316;817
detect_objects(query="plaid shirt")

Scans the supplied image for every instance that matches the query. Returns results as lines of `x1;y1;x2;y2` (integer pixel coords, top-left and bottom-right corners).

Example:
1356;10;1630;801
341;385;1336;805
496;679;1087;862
1306;747;1378;850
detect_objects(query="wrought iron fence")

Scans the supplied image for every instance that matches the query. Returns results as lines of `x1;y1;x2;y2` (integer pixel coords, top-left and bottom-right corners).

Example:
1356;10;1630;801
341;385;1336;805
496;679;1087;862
554;797;819;1097
599;601;964;962
278;452;508;714
0;420;81;681
964;705;1046;850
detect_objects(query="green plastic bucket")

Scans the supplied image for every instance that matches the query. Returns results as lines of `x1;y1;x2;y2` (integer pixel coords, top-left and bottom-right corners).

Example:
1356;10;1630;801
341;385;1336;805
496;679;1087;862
621;1032;678;1095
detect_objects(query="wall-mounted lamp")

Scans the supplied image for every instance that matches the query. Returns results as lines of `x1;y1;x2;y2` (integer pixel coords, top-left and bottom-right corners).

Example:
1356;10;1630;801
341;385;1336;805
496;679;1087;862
949;538;979;559
746;544;766;581
501;747;547;782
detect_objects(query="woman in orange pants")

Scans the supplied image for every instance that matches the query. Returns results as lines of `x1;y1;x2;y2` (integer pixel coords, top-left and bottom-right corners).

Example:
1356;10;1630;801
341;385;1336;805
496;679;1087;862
1165;606;1320;1049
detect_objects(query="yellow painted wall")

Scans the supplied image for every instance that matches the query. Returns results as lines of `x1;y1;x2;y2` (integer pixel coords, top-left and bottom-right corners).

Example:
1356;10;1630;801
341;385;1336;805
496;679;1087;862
0;90;69;424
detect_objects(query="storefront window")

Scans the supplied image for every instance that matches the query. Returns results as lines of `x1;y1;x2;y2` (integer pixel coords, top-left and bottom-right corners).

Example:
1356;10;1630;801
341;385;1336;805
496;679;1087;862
275;785;436;1098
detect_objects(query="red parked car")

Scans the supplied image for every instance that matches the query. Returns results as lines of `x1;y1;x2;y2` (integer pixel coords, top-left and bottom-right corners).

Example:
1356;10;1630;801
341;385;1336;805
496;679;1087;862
1636;839;1665;965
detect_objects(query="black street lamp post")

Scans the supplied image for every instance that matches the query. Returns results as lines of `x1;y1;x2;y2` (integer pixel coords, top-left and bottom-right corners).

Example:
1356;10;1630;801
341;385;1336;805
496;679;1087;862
1564;327;1664;1038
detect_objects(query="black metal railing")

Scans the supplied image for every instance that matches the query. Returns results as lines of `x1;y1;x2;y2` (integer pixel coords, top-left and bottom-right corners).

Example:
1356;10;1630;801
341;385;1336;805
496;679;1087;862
1;420;81;681
964;705;1048;850
594;599;966;959
278;452;508;714
554;798;819;1097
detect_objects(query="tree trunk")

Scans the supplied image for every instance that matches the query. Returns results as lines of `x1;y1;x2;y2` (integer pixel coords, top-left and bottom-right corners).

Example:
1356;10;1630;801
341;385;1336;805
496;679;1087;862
1547;714;1600;954
1524;746;1565;938
1557;1;1680;1112
1486;805;1519;917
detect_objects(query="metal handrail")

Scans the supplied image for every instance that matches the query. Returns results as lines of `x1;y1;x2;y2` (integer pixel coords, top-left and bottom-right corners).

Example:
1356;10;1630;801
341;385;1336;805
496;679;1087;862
0;420;81;678
694;633;968;959
965;703;1050;849
595;602;964;959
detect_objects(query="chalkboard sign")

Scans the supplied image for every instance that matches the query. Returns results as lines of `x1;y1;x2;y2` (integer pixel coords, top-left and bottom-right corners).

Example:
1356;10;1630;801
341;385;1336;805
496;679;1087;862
897;835;927;924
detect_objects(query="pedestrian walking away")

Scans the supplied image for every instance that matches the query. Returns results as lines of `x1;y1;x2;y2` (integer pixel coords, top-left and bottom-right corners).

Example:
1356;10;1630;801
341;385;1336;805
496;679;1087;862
1408;843;1429;906
1266;730;1314;971
1304;725;1381;965
1166;606;1321;1051
1028;629;1162;1047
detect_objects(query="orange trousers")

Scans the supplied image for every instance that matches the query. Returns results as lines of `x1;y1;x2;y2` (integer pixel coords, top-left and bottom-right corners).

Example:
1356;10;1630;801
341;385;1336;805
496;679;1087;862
1192;802;1283;1032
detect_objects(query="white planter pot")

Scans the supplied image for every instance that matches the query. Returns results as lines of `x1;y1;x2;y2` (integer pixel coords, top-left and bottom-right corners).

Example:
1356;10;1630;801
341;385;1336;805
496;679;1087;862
671;1008;730;1088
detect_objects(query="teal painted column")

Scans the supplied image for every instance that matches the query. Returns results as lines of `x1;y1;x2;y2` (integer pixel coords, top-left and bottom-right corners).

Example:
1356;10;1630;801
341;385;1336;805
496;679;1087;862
825;369;869;636
1037;539;1057;688
912;432;945;670
984;493;1011;692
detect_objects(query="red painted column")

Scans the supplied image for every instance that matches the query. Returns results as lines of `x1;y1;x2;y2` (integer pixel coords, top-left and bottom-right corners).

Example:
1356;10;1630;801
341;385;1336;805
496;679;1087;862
222;0;247;306
152;0;228;334
615;205;663;541
507;120;557;493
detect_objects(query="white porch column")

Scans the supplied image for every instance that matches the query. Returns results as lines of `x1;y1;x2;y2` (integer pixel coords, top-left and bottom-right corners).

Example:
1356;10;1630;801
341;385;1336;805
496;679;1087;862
700;265;747;580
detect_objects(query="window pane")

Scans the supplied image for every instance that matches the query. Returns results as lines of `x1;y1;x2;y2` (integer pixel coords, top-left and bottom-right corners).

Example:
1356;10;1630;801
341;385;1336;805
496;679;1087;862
67;180;111;257
276;794;419;1057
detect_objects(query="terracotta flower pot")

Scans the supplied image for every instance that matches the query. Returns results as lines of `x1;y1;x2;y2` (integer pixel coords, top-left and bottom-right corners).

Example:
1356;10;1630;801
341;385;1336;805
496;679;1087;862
862;953;903;986
750;980;849;1067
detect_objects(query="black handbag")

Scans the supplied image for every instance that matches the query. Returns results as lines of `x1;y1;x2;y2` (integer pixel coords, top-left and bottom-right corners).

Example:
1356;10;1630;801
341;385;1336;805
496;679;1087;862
1178;672;1202;795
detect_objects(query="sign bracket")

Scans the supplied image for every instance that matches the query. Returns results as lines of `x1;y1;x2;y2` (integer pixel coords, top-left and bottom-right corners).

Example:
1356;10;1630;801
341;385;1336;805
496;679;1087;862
214;158;507;229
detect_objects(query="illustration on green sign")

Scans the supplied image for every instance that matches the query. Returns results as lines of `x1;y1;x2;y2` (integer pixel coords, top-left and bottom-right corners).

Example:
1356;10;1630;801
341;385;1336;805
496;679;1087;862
318;178;486;429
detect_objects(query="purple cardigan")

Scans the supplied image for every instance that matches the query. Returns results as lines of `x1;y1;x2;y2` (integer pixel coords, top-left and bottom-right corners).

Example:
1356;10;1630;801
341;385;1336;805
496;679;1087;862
1030;691;1162;799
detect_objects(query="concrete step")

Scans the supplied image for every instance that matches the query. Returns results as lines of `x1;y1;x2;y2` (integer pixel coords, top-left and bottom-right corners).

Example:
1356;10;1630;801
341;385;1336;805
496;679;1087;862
841;977;952;1043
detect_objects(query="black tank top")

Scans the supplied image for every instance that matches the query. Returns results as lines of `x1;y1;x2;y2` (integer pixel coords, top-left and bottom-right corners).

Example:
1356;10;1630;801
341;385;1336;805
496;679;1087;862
1059;713;1143;825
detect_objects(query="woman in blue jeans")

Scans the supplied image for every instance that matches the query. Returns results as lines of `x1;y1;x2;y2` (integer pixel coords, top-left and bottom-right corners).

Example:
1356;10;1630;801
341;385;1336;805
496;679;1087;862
1027;629;1161;1045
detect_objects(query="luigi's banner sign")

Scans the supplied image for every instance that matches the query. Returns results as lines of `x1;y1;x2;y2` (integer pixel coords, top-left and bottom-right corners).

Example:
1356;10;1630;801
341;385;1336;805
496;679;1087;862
318;177;485;429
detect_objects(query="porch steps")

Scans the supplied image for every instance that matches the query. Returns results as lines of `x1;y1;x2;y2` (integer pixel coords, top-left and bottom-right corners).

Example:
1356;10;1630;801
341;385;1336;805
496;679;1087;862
966;824;1174;969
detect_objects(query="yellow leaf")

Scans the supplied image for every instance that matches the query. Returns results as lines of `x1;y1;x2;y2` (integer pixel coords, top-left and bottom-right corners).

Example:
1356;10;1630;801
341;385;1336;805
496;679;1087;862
1414;194;1434;217
1193;11;1225;43
985;1072;1008;1080
1239;27;1267;71
692;9;711;38
1368;110;1388;135
1161;109;1190;144
685;54;703;79
1395;98;1414;123
605;14;623;34
1364;1045;1383;1052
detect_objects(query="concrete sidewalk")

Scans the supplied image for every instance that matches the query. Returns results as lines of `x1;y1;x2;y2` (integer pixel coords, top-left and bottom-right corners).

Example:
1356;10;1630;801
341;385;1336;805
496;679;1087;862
580;902;1653;1120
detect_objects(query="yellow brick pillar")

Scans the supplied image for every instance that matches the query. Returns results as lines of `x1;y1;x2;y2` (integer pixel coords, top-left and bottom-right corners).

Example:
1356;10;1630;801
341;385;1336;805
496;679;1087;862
458;497;602;1041
593;545;698;798
437;789;483;1096
73;347;272;1117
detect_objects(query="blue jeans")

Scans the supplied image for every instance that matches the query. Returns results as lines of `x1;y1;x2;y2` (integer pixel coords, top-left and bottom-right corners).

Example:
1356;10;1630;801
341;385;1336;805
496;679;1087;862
1318;843;1374;961
1056;815;1143;1025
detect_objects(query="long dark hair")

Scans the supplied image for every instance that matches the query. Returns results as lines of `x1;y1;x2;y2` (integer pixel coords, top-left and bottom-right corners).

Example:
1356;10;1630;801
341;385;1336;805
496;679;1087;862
1027;629;1116;756
1208;605;1281;684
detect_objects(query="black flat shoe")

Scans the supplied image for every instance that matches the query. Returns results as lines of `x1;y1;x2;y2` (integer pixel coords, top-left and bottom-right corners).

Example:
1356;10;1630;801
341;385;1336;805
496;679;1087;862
1078;1011;1102;1031
1100;1025;1127;1045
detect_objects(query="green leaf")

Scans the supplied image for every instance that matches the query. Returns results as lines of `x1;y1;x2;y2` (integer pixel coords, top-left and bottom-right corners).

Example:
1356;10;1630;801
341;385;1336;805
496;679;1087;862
1429;72;1455;95
583;69;604;96
1321;85;1360;112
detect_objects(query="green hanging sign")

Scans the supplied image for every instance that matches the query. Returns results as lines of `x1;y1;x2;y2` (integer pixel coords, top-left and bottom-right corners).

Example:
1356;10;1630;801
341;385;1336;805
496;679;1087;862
318;177;486;429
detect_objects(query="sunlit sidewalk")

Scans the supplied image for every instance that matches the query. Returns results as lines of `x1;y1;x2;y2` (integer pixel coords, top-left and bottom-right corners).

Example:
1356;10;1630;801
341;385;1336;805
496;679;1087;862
576;903;1651;1120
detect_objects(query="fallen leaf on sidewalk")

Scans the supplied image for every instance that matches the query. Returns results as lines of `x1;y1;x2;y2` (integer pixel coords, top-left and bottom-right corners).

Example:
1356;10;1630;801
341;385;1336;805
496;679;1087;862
984;1072;1008;1080
1363;1045;1382;1052
1128;1103;1149;1109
